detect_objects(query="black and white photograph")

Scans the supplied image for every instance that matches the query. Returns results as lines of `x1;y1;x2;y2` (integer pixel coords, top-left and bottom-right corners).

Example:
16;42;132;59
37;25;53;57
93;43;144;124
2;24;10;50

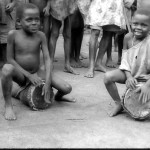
0;0;150;148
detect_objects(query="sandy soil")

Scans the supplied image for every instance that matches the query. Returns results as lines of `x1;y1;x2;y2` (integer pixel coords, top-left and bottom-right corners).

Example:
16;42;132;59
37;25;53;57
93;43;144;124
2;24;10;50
0;34;150;148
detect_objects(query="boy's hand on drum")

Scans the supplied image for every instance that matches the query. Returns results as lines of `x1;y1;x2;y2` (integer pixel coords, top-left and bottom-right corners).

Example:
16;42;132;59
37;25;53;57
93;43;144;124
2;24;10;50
126;77;137;89
28;74;43;87
136;85;150;104
42;84;51;104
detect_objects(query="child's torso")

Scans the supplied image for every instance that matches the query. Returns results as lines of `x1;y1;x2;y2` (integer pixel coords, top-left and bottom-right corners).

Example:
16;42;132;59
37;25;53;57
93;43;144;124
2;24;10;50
14;30;42;73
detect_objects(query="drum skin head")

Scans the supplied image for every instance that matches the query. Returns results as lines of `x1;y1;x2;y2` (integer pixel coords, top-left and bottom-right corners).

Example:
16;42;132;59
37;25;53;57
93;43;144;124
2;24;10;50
123;87;150;120
30;85;50;110
20;84;52;111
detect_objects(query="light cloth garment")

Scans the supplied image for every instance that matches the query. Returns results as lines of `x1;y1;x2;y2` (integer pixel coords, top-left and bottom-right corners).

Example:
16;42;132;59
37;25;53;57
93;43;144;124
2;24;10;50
85;0;126;30
77;0;134;30
119;35;150;81
76;0;91;24
50;0;77;21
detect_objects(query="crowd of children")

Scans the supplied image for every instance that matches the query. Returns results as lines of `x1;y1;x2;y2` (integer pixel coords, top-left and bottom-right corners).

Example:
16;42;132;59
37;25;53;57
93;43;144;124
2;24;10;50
1;0;150;121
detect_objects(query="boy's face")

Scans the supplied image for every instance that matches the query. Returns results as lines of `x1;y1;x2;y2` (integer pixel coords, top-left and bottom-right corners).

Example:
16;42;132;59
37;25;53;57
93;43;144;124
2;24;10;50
20;8;40;33
131;14;150;39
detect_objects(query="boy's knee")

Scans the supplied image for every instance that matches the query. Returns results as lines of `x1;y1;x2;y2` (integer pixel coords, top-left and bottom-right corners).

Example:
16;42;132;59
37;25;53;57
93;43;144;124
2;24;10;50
63;83;72;94
91;29;100;37
63;31;71;39
51;29;60;39
2;64;15;77
104;72;113;85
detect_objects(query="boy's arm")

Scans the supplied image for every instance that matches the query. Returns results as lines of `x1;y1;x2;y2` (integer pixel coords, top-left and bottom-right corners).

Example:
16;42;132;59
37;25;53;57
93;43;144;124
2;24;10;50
123;0;135;9
124;70;137;89
40;32;52;86
7;30;32;78
43;0;51;16
40;31;52;103
123;33;129;50
121;33;137;89
5;0;17;13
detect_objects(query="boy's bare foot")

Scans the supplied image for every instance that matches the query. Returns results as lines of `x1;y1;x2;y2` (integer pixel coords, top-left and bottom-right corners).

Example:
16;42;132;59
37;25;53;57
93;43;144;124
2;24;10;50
5;106;17;120
64;65;80;75
117;61;121;65
79;53;88;60
108;102;123;117
54;58;58;62
106;60;116;68
0;62;4;69
84;69;94;78
76;60;88;68
70;59;80;68
55;94;76;103
117;59;121;65
95;65;106;73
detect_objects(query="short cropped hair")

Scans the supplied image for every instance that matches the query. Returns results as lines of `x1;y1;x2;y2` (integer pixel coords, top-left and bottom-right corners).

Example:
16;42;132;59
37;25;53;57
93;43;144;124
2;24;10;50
16;3;39;20
133;8;150;20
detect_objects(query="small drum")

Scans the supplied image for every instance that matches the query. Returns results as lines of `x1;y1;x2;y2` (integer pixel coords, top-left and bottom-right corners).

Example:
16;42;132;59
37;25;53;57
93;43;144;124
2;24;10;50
19;82;54;111
122;83;150;120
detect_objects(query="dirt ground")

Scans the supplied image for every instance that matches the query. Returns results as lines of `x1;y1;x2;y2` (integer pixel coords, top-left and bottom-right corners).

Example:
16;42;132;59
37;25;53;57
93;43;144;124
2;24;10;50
0;34;150;148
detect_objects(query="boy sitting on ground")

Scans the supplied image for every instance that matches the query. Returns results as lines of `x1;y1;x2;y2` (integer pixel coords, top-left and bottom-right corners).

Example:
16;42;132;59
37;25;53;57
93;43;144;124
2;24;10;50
104;8;150;117
1;3;75;121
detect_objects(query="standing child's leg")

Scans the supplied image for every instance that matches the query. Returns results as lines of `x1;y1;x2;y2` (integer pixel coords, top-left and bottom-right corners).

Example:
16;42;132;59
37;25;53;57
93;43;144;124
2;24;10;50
73;27;86;68
70;27;77;67
1;64;26;120
70;9;85;68
0;44;7;68
104;69;126;117
49;16;62;62
84;29;100;78
95;30;112;73
117;33;125;65
51;73;76;102
63;16;79;75
106;33;116;68
72;10;85;68
43;15;51;45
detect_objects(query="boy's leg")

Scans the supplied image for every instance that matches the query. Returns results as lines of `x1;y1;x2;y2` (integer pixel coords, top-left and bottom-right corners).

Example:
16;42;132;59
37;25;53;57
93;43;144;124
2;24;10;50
43;16;51;45
51;72;76;102
104;69;126;117
71;27;85;68
49;16;62;62
63;16;79;75
106;33;116;68
117;33;125;65
84;29;100;78
74;27;87;68
0;43;7;68
70;28;77;67
95;30;112;73
1;64;26;120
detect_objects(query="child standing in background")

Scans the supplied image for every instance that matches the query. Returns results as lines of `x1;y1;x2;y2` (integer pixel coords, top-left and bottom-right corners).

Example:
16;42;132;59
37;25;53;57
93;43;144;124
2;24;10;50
44;0;79;75
0;0;16;68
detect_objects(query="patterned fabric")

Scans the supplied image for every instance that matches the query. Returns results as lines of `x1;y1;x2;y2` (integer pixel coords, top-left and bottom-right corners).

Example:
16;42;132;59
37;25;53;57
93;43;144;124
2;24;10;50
119;35;150;80
76;0;92;24
50;0;77;21
86;0;126;30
